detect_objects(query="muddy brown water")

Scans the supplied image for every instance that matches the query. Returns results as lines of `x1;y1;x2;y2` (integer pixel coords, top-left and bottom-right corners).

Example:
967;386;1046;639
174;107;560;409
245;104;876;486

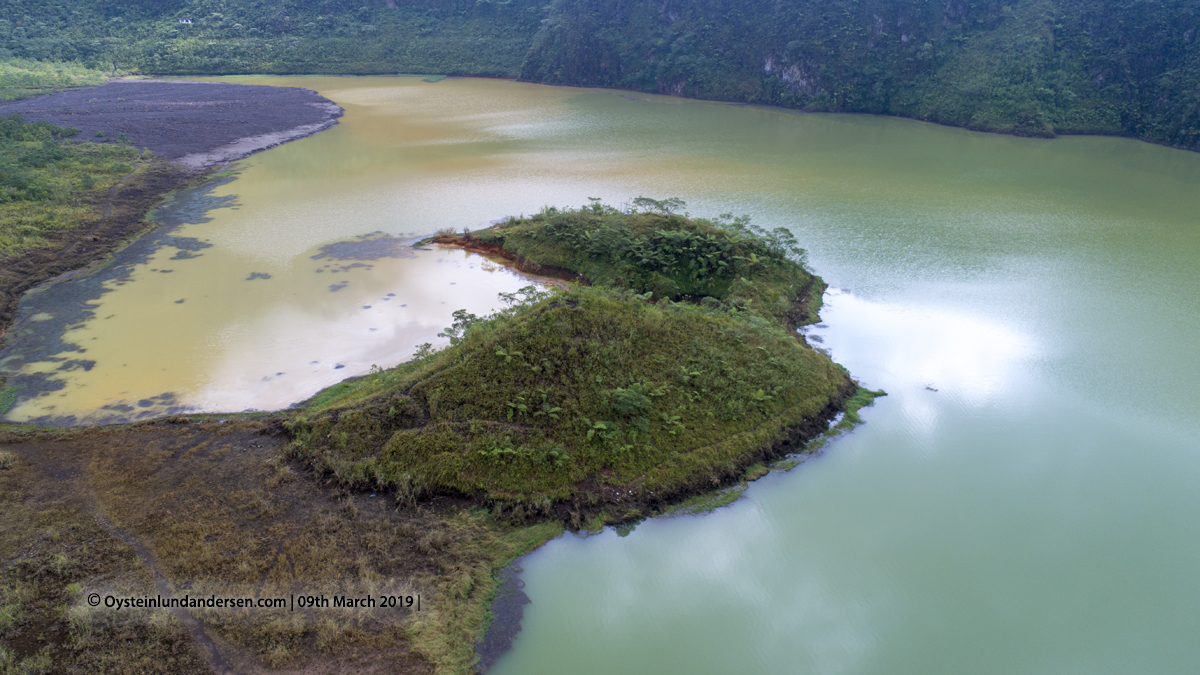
0;109;550;422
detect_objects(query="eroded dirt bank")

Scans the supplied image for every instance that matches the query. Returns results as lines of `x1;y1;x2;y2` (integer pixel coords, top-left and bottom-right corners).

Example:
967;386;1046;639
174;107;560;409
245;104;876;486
428;233;588;285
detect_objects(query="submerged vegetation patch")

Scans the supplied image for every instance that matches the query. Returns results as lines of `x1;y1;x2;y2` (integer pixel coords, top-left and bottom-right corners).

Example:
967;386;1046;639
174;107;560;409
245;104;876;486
310;232;418;261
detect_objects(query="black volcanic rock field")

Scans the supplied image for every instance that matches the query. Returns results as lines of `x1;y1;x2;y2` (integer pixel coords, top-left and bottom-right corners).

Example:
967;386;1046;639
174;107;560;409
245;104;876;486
0;79;341;161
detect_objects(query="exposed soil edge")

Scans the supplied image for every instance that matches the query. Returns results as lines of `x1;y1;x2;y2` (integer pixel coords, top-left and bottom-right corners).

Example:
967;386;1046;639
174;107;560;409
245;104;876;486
428;233;589;285
176;102;343;171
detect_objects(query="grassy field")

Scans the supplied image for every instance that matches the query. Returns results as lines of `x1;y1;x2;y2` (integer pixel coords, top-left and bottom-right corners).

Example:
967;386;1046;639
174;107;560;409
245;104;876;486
0;114;143;258
0;420;560;674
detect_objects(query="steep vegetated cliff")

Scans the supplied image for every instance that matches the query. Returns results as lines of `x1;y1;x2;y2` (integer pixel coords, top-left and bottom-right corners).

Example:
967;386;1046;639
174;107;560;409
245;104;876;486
0;0;547;77
0;0;1197;148
523;0;1200;147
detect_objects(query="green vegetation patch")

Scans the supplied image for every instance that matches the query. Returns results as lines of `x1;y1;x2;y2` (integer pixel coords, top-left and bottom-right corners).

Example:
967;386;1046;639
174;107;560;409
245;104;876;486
290;204;855;512
0;386;16;417
0;59;110;102
0;114;143;257
660;385;886;517
449;197;822;325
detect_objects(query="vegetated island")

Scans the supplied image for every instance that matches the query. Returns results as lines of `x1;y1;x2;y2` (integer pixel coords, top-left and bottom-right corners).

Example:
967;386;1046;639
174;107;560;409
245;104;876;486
1;198;881;674
289;199;876;519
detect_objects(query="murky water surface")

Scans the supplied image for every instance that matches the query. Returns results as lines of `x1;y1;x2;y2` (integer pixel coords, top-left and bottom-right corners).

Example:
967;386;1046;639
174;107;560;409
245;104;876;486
5;77;1200;671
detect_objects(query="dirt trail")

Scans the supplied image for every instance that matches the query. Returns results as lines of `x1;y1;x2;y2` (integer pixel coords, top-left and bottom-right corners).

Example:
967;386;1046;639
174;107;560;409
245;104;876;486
9;425;233;672
101;156;141;222
91;512;234;674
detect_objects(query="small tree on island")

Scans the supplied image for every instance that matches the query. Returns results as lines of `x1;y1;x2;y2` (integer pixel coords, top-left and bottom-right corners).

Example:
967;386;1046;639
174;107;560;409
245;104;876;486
631;196;686;215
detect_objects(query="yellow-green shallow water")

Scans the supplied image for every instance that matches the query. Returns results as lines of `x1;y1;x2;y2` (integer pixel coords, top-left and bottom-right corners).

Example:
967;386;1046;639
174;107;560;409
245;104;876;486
3;76;1200;672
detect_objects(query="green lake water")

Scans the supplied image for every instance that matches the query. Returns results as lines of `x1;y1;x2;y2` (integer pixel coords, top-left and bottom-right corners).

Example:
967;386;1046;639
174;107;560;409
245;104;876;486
4;76;1199;672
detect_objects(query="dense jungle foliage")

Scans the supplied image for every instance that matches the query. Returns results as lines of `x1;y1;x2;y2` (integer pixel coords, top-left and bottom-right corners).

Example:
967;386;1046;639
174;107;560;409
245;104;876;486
0;0;547;77
522;0;1200;146
0;114;140;256
0;0;1196;147
287;205;856;511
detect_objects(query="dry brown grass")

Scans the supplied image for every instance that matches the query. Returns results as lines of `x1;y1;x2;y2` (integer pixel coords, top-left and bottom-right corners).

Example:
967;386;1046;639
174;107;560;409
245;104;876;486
0;419;559;674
